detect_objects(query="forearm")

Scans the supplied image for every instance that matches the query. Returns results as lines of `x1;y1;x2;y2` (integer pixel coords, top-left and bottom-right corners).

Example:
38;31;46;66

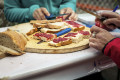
4;5;40;23
4;0;40;23
103;38;120;68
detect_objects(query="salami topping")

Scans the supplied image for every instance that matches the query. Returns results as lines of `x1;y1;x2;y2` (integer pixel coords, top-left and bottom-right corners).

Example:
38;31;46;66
53;37;69;43
64;33;78;37
66;21;82;27
34;33;55;40
78;31;90;35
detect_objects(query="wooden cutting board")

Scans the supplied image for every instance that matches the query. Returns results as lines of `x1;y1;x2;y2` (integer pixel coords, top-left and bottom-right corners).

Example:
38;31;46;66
25;27;90;54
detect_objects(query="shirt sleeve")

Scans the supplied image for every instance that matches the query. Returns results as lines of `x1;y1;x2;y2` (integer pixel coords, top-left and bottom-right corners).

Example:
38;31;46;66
4;0;40;23
59;0;76;12
103;38;120;68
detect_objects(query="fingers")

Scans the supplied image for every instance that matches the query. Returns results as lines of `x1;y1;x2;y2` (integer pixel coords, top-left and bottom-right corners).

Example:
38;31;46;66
89;26;115;51
100;12;119;18
106;25;116;30
64;8;72;19
69;12;76;20
74;14;78;21
60;8;78;21
103;18;120;27
60;8;66;14
90;24;116;51
89;37;99;50
33;11;41;20
90;25;104;33
38;9;46;20
33;8;50;20
61;8;71;20
41;8;50;16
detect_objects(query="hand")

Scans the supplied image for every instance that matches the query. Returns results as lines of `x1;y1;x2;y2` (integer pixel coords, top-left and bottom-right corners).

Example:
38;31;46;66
60;8;78;21
100;12;120;30
33;7;50;20
89;25;115;51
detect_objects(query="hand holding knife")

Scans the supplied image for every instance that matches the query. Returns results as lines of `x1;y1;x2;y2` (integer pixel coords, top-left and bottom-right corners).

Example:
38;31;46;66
80;8;107;22
80;5;119;28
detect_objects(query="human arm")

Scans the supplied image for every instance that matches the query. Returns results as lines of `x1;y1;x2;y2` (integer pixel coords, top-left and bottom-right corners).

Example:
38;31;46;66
89;26;120;68
103;38;120;68
4;0;40;23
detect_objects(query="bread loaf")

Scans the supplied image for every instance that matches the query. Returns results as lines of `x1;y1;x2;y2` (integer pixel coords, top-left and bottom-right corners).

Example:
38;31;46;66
0;45;24;56
0;30;27;55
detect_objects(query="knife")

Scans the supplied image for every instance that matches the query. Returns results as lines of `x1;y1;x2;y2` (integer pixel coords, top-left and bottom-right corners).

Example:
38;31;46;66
80;8;116;28
45;14;69;20
80;8;106;22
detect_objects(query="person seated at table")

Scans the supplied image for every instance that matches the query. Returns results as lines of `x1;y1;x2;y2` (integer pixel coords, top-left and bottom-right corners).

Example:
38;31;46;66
4;0;78;23
89;12;120;68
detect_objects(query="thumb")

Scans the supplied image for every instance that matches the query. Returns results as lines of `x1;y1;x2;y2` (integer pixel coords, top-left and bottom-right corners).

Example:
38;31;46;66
60;8;66;14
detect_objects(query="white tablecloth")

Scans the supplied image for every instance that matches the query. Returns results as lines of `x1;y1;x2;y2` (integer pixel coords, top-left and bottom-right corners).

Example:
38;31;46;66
0;26;116;80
